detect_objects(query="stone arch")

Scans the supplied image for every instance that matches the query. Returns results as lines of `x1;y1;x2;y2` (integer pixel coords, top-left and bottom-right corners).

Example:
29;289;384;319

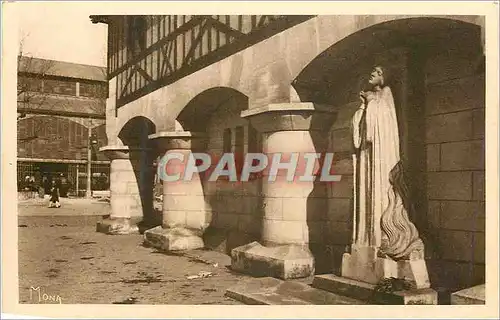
112;65;251;134
113;16;483;132
175;86;249;132
172;87;261;253
117;116;157;228
118;116;156;148
291;17;483;103
283;16;482;95
289;17;484;286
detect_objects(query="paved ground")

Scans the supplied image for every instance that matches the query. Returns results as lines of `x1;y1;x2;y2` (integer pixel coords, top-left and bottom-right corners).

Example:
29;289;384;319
18;198;248;304
17;197;111;217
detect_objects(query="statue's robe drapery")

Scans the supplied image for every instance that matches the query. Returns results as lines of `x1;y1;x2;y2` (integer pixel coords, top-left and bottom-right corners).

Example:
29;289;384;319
351;86;422;260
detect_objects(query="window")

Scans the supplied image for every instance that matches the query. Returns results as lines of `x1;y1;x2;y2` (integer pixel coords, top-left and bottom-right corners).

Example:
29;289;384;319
18;76;43;93
126;16;148;58
43;78;76;96
79;82;107;98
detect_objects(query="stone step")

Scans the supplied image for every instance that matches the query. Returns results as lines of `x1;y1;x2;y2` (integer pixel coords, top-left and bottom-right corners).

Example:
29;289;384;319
313;274;438;305
225;277;367;305
451;284;485;305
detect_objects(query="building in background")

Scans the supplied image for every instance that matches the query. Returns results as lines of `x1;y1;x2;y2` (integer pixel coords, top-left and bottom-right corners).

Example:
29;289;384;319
17;56;110;198
90;15;485;296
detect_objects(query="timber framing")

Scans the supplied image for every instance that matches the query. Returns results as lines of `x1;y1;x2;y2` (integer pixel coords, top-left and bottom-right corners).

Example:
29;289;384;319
95;15;315;109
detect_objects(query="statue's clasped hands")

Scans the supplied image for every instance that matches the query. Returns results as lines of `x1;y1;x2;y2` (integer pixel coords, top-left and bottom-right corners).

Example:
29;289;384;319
359;90;375;105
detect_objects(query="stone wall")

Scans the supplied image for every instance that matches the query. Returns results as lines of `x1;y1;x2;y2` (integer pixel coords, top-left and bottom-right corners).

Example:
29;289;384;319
424;43;485;290
322;101;358;273
203;98;262;253
109;158;145;220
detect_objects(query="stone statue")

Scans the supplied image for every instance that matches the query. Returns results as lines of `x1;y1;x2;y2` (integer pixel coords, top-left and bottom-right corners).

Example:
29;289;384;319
342;66;429;289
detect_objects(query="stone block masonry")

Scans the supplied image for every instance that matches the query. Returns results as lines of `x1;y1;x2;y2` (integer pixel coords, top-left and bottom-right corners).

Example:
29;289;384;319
143;131;208;251
423;46;485;290
230;102;336;279
96;146;152;235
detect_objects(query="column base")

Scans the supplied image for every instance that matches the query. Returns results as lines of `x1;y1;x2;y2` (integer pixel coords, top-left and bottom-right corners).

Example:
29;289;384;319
96;217;140;235
312;274;438;305
143;225;204;251
230;241;314;280
341;245;431;289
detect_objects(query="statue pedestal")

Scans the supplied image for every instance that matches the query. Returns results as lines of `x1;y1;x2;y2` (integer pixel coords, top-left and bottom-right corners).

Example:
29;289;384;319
312;245;437;304
313;274;438;305
341;245;431;289
341;246;398;285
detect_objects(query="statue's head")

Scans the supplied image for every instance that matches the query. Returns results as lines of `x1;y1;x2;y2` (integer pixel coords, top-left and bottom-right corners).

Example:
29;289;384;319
368;66;387;87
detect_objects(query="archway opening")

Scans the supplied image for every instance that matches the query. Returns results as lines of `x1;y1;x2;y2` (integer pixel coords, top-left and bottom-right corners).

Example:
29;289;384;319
118;116;158;230
293;17;483;105
293;17;484;290
118;116;156;148
176;87;249;132
175;87;262;254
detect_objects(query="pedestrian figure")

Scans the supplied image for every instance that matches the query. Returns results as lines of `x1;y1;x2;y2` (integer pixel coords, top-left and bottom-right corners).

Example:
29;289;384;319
48;179;61;208
23;175;31;191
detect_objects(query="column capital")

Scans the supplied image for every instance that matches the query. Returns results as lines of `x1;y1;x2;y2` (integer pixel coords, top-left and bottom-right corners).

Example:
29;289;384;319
240;102;336;133
148;131;206;153
99;145;151;160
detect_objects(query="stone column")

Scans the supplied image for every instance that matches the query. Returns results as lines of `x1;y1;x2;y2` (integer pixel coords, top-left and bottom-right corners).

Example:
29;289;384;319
96;145;153;235
143;131;210;251
231;103;335;279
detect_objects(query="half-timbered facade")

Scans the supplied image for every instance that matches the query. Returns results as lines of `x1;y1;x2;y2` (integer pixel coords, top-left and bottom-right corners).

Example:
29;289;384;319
95;15;313;108
91;15;486;298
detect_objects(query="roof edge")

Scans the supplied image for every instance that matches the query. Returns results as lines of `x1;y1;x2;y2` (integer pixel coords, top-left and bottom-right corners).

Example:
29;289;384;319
90;15;109;24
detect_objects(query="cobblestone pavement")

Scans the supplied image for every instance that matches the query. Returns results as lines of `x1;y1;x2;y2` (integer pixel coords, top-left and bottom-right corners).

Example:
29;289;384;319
18;200;247;305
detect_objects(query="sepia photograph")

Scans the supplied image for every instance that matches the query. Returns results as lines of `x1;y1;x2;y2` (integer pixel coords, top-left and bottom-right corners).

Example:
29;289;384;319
1;1;499;319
